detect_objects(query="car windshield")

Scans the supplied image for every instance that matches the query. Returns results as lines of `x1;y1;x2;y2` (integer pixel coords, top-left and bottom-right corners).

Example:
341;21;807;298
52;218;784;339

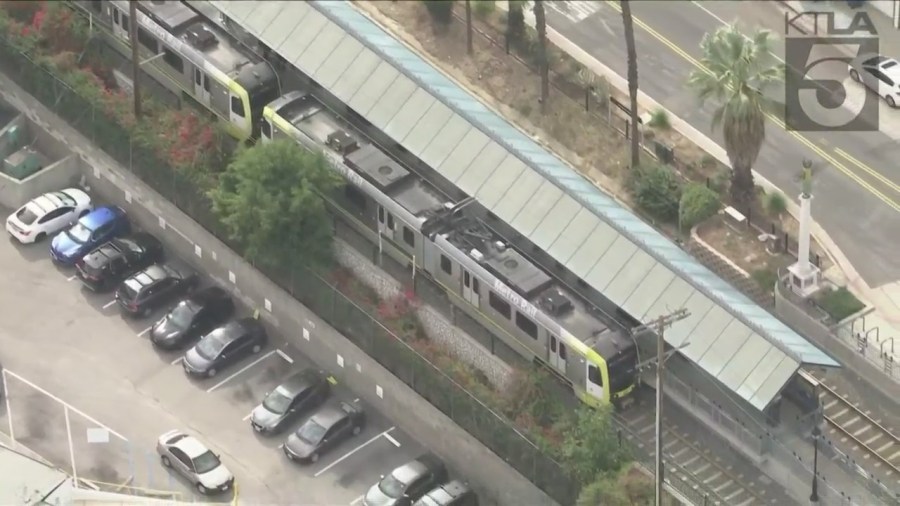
378;472;407;498
885;60;898;69
262;388;293;415
296;420;326;445
15;206;38;225
67;222;92;243
116;238;143;255
167;302;198;330
192;450;221;475
196;334;226;360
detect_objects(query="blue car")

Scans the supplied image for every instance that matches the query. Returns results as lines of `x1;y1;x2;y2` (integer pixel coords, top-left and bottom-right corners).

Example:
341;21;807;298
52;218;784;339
50;206;130;265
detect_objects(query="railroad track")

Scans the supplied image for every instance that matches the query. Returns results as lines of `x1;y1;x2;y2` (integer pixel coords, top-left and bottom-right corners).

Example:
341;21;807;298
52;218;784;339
812;373;900;487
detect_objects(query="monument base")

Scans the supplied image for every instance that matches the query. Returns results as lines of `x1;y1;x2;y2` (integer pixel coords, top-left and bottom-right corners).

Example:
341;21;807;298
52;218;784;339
787;263;821;298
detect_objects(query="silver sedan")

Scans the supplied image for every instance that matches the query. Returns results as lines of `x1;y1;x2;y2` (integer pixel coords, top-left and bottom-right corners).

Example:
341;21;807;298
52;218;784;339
156;429;234;495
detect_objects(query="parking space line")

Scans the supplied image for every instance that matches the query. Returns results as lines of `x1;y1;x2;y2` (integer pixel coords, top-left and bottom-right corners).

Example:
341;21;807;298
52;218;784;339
206;350;277;393
242;411;253;421
3;369;128;441
170;356;183;366
101;300;117;309
275;349;293;364
314;426;396;478
66;275;77;281
137;326;153;337
383;433;401;448
350;496;364;505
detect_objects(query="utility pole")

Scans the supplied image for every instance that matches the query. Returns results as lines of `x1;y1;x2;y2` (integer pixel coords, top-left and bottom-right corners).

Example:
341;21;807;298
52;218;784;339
128;0;142;120
632;308;690;506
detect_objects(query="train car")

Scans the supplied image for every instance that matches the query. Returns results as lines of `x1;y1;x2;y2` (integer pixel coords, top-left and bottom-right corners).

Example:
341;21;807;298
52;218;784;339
261;92;639;406
69;0;279;141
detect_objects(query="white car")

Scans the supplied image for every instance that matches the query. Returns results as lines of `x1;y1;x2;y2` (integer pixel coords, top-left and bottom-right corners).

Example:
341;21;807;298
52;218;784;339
6;188;92;244
156;429;234;495
849;53;900;107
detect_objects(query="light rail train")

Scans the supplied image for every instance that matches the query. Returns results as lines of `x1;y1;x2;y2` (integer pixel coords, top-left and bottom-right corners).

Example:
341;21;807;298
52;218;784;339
70;0;640;406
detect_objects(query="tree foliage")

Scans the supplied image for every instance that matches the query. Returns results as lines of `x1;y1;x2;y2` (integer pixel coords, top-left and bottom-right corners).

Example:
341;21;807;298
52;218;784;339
422;0;454;27
628;163;682;223
561;406;630;486
688;24;783;210
209;139;342;270
679;182;720;229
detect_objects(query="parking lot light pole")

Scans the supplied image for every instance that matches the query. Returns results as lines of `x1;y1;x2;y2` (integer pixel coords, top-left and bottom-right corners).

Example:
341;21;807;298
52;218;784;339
810;424;821;503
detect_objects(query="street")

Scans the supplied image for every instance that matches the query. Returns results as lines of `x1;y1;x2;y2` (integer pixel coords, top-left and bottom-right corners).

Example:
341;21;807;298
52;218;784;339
546;0;900;286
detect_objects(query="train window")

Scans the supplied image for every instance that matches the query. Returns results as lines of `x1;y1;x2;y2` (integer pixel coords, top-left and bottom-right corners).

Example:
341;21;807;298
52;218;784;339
588;365;603;386
377;207;385;224
515;312;538;339
403;227;415;247
559;342;567;360
137;28;158;52
163;49;183;73
230;96;245;117
472;277;480;294
120;13;129;32
440;255;452;275
387;214;395;230
489;291;511;319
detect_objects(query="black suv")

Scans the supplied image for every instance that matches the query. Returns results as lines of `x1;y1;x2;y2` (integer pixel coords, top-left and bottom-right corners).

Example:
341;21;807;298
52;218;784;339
364;454;449;506
75;233;163;292
414;481;478;506
150;286;235;350
116;260;199;318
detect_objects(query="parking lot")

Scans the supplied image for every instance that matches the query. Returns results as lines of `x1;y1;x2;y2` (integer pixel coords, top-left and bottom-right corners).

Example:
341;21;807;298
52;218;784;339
0;209;426;504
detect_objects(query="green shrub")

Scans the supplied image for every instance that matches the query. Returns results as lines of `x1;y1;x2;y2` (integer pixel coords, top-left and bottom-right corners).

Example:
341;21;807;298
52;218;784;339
628;163;682;223
765;191;788;216
751;268;778;292
816;287;865;322
422;0;454;26
648;108;671;129
679;182;720;229
473;0;496;18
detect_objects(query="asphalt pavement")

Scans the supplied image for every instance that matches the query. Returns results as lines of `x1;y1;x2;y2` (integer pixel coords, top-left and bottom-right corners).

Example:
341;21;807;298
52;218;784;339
0;220;427;504
546;0;900;286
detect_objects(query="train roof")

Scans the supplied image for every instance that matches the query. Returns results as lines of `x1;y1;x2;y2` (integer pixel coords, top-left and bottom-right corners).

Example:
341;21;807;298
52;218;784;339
134;0;264;81
265;92;631;359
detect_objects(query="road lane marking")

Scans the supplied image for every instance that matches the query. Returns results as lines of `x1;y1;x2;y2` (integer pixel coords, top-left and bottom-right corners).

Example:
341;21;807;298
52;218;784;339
602;0;900;214
170;356;184;366
66;275;77;281
275;349;293;364
383;432;401;448
207;350;277;393
314;426;396;477
102;300;117;309
834;148;900;194
137;326;153;337
3;369;128;441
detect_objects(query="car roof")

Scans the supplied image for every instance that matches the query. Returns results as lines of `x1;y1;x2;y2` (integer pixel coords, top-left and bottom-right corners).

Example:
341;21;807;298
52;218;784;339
394;455;442;484
212;319;255;344
170;434;210;459
279;369;325;396
309;405;347;428
86;242;125;264
81;206;124;229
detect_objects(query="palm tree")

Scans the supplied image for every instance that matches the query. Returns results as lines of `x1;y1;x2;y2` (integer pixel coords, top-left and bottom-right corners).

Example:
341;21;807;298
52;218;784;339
620;0;639;167
688;24;784;211
533;0;549;113
465;0;473;55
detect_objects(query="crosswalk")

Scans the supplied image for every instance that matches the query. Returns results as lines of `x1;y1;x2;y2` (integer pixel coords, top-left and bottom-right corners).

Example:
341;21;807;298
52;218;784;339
547;0;603;24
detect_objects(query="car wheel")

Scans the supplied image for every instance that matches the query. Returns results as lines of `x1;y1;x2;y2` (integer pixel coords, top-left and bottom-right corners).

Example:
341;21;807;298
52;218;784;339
196;483;208;495
850;69;860;82
352;425;361;436
310;453;319;463
207;368;217;378
161;455;171;467
34;232;46;242
888;95;897;108
251;344;261;353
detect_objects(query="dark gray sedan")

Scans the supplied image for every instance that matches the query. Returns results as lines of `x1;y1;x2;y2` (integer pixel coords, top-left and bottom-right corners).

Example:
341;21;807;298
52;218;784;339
183;317;267;378
250;368;331;434
282;401;366;463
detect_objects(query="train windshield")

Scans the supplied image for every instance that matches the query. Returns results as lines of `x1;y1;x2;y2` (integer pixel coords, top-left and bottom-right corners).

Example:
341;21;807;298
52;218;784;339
607;349;638;393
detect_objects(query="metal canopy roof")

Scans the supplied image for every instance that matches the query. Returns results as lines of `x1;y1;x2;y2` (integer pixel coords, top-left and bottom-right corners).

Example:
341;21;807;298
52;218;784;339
208;0;839;411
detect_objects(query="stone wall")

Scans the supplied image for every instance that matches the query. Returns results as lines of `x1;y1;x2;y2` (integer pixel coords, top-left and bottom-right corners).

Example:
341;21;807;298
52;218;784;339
334;240;513;391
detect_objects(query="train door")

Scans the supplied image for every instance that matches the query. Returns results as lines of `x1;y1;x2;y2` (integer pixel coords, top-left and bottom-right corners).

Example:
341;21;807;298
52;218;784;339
194;69;211;107
462;269;480;306
111;5;129;41
586;363;605;403
228;93;247;134
549;335;567;373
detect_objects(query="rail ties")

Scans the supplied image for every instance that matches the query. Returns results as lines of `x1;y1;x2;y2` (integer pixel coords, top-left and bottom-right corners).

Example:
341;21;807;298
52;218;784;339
815;378;900;481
